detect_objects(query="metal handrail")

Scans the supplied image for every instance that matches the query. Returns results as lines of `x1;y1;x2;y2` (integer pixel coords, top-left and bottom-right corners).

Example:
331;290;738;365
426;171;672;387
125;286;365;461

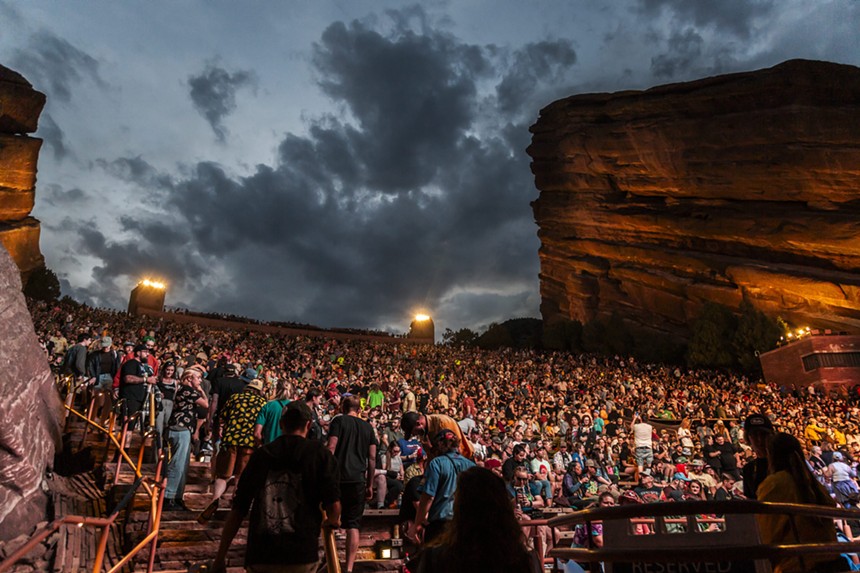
548;499;860;566
0;398;167;573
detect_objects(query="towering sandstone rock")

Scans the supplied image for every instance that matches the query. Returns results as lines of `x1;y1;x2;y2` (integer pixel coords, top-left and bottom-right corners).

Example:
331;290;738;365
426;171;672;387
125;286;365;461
0;64;46;282
528;60;860;338
0;65;60;541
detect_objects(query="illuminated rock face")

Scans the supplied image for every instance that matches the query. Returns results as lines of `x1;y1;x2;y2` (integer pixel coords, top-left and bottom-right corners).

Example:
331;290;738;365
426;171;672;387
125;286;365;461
0;243;63;541
0;64;46;280
528;60;860;337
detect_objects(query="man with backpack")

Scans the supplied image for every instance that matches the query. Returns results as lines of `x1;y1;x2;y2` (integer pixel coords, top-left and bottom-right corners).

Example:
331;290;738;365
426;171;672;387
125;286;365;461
212;401;340;573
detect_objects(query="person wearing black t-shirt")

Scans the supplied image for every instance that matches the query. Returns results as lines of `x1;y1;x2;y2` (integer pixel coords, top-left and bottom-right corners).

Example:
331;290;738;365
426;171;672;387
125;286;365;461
207;363;245;442
119;345;153;422
327;396;377;573
213;401;341;573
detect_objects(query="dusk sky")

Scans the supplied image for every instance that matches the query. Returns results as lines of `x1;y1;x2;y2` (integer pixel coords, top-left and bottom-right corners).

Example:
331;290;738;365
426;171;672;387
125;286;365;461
0;0;857;335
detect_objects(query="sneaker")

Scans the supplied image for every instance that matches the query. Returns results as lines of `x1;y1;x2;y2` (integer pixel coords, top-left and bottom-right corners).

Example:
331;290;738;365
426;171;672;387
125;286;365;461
197;498;219;524
164;498;190;512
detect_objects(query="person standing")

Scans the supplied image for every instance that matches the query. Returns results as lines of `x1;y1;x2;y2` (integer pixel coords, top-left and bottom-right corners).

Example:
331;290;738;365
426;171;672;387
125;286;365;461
327;396;377;573
631;412;654;473
212;401;341;573
85;336;119;422
155;362;179;442
254;379;291;446
165;369;209;510
410;429;475;544
118;344;154;422
199;378;268;523
401;383;417;413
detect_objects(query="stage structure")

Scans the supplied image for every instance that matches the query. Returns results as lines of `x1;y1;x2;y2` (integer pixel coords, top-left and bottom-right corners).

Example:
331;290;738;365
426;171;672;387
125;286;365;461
128;279;166;315
408;314;434;342
759;330;860;392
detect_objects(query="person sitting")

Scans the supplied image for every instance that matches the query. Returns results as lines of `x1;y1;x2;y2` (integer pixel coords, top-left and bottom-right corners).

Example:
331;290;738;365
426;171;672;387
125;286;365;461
508;467;552;563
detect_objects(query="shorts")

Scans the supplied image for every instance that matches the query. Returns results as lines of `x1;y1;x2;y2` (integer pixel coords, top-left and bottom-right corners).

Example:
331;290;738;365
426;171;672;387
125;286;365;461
634;446;653;467
340;482;367;529
214;445;254;479
96;373;114;391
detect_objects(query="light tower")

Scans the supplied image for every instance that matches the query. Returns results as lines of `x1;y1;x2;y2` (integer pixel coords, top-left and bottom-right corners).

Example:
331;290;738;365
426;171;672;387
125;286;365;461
128;279;166;315
408;313;434;341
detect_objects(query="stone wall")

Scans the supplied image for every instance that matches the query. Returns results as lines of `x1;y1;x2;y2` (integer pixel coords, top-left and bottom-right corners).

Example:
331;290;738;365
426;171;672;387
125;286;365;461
0;64;46;282
528;59;860;338
0;243;63;541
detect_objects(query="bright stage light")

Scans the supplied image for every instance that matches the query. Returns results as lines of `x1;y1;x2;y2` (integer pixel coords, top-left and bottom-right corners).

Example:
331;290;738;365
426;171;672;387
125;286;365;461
414;313;430;321
140;279;166;290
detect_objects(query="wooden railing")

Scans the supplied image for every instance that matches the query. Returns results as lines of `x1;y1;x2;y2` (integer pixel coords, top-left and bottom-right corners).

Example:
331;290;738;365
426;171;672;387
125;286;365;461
0;381;166;573
548;499;860;571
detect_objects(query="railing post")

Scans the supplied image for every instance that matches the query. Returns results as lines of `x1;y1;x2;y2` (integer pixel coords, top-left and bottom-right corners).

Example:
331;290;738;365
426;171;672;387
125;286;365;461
80;395;96;449
92;523;111;573
114;421;129;486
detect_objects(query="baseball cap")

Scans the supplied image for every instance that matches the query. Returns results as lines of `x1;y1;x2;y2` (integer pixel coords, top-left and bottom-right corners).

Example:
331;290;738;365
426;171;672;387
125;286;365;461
434;429;457;443
673;472;692;482
100;336;112;348
484;458;502;470
744;413;774;433
247;379;264;392
240;368;258;383
585;459;597;468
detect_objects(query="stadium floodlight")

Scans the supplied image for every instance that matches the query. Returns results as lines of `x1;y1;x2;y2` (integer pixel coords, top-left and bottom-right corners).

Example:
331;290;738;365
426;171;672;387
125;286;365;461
140;279;166;290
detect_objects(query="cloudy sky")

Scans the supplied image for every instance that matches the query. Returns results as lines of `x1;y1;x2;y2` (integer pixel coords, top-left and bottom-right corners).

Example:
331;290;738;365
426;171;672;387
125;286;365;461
0;1;857;335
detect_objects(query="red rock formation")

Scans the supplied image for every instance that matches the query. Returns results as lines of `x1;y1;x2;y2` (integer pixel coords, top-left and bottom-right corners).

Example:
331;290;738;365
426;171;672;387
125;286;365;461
528;60;860;337
0;243;63;541
0;64;46;281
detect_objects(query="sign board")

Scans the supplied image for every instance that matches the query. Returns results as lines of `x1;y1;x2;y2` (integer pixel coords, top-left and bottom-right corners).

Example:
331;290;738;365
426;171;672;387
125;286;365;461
610;561;758;573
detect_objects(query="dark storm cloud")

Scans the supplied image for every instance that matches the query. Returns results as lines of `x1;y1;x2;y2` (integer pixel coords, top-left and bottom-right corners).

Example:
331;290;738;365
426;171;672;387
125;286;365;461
36;113;69;160
311;16;489;192
94;156;174;191
496;40;577;116
42;184;86;207
650;28;704;78
79;7;580;330
188;63;257;142
71;222;205;297
11;29;105;103
636;0;775;39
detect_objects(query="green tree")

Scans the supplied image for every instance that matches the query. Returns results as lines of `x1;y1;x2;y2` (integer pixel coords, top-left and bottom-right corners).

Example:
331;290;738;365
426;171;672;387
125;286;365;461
582;318;611;355
23;265;61;302
733;299;784;373
542;319;583;351
442;327;478;347
686;303;738;368
475;322;513;350
605;312;634;355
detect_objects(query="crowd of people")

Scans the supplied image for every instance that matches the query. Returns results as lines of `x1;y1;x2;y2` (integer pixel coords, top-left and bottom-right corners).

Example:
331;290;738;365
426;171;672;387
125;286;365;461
33;297;860;573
